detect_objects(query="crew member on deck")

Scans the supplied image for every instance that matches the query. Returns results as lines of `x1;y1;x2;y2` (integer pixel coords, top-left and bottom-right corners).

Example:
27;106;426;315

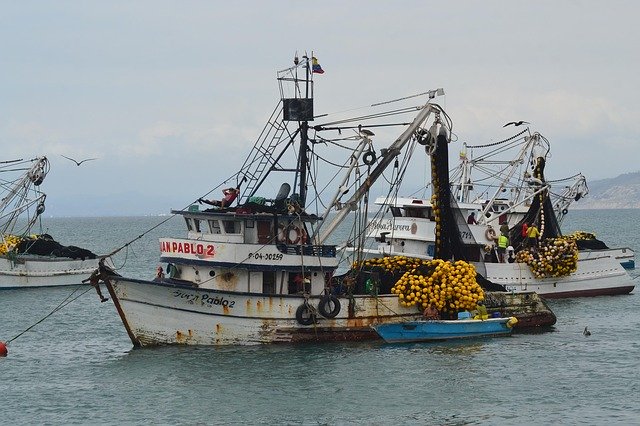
467;212;478;224
497;232;509;263
527;223;540;248
423;304;440;320
199;187;239;209
153;266;165;282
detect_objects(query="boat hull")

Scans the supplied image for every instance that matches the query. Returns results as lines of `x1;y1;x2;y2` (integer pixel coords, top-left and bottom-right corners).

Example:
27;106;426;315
0;255;102;289
485;255;635;298
373;318;514;343
103;276;556;346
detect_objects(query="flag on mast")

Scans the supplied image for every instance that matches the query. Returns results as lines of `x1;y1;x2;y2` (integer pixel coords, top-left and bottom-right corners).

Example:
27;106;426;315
312;57;324;74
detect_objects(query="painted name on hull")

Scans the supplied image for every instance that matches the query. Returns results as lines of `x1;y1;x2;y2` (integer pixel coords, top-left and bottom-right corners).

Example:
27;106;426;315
370;220;411;233
161;240;215;257
173;289;236;309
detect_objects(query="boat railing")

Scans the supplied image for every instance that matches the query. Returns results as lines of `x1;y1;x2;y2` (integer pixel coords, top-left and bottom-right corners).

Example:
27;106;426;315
276;243;336;258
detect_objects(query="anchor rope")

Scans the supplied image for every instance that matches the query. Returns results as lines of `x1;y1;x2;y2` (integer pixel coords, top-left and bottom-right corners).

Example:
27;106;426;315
5;285;92;344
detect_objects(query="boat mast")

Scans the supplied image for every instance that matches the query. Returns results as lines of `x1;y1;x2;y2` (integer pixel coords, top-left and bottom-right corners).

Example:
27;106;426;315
0;157;48;236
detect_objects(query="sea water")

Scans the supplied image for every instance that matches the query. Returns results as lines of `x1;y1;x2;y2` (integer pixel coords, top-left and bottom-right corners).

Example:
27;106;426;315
1;210;639;425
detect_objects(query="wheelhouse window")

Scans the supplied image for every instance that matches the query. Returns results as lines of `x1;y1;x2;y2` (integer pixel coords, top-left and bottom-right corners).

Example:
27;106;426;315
404;207;427;218
208;220;221;234
185;217;201;232
222;220;241;234
263;272;276;294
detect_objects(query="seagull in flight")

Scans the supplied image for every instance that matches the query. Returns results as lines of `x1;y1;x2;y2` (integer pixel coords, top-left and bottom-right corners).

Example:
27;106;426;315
503;121;530;127
61;155;98;166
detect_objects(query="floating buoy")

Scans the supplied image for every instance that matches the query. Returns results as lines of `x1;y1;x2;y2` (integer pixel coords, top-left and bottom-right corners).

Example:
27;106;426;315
0;341;7;357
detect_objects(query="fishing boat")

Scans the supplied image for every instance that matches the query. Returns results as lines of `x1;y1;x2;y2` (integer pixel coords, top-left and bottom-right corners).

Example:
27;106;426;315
372;316;517;343
93;54;555;347
450;131;634;269
363;131;635;298
0;157;105;288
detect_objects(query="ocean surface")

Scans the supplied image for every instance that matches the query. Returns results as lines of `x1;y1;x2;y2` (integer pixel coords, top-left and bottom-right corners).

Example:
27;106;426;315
1;210;639;425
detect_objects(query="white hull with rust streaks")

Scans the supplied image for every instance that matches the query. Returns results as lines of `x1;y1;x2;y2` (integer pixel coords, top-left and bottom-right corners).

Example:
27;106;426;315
106;277;418;346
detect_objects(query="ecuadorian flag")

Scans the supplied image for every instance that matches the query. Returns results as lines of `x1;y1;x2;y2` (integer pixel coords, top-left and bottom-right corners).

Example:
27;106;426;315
312;57;324;74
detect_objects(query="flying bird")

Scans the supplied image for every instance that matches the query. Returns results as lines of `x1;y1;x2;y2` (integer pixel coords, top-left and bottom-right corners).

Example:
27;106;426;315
583;326;591;336
61;155;98;166
503;121;530;127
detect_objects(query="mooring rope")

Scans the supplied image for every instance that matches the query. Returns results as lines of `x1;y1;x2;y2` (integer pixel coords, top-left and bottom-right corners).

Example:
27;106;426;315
5;285;93;345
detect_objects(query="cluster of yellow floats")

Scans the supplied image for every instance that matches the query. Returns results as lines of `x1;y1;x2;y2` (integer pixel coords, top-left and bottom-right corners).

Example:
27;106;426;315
0;234;22;256
516;236;579;279
354;256;484;313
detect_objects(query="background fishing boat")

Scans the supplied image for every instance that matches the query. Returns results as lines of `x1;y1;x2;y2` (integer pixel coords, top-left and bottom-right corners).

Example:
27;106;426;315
0;157;105;288
360;130;635;298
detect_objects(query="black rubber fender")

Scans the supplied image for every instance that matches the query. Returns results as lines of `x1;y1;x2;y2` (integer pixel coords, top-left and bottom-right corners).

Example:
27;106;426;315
295;303;317;325
362;151;377;166
318;295;341;318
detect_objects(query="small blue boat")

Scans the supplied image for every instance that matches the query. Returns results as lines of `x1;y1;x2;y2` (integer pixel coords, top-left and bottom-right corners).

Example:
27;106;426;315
372;317;517;343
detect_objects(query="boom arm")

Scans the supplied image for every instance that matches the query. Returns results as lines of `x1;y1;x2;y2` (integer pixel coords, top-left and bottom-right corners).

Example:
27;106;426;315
317;103;440;244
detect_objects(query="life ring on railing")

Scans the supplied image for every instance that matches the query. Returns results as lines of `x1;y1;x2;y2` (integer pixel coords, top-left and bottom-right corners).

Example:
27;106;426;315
295;303;316;325
318;294;341;318
362;151;377;166
287;225;307;245
485;227;497;241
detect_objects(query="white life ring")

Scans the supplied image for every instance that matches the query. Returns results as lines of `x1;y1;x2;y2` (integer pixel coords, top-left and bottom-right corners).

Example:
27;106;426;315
485;227;497;241
287;225;307;245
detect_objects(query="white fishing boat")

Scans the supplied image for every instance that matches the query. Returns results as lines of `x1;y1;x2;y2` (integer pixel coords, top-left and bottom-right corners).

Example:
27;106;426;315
364;131;635;298
93;54;556;346
450;131;634;269
0;157;105;288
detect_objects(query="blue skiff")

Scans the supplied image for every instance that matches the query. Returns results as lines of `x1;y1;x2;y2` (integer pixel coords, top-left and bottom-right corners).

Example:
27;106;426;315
372;317;517;343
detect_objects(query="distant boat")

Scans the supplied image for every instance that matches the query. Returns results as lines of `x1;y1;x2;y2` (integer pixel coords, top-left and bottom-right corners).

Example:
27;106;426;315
372;317;517;343
0;157;106;288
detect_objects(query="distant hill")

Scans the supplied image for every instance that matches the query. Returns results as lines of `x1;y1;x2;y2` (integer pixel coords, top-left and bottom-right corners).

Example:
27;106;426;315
575;171;640;209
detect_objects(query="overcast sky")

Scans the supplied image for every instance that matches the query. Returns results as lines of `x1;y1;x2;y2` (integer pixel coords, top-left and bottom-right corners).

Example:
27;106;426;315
2;1;638;217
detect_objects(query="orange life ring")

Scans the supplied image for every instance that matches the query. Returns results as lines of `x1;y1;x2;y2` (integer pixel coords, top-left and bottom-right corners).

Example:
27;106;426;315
485;227;497;241
287;225;307;245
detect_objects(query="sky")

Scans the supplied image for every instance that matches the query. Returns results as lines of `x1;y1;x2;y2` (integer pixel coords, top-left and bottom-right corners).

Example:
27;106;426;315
2;1;639;217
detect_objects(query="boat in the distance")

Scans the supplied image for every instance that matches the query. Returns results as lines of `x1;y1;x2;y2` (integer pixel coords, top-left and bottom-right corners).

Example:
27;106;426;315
364;131;634;298
0;157;104;288
373;316;517;343
92;54;556;347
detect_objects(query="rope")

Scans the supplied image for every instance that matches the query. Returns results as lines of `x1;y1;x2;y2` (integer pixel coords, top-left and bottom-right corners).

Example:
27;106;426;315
465;128;529;149
5;285;92;344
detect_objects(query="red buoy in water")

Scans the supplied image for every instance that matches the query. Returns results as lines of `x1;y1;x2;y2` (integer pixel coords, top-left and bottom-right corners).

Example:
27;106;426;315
0;341;7;357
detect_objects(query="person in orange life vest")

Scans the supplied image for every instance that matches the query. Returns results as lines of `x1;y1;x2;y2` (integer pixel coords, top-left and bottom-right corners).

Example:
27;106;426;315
199;187;239;208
